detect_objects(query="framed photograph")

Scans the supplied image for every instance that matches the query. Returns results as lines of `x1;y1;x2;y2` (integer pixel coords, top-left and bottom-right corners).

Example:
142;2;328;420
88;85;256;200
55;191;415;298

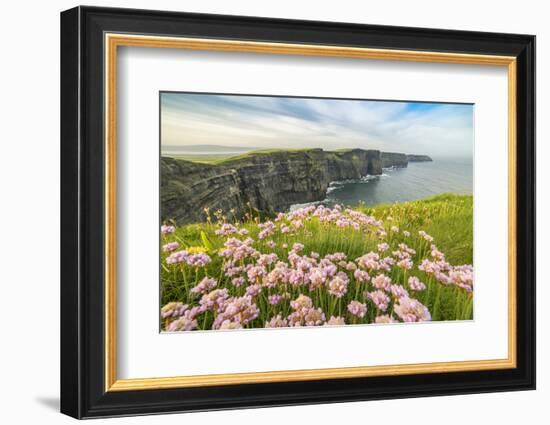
60;6;535;419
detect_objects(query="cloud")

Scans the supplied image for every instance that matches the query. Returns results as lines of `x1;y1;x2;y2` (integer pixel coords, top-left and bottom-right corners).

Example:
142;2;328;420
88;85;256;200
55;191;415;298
161;92;473;157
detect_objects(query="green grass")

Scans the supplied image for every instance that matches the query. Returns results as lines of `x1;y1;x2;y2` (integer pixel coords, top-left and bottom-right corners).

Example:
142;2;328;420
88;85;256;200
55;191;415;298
168;147;356;165
359;193;473;265
212;148;323;165
169;153;238;163
161;193;473;328
165;149;320;164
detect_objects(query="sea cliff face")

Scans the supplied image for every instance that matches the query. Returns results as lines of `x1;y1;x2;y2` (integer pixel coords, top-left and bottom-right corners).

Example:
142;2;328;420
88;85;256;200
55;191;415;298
161;149;431;224
381;152;408;168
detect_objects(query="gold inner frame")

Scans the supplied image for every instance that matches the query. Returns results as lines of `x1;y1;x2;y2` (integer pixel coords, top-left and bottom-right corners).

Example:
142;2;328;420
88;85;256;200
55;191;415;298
104;33;517;392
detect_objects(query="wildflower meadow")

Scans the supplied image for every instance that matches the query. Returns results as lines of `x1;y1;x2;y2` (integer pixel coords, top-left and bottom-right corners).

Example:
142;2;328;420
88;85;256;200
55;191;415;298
160;193;473;332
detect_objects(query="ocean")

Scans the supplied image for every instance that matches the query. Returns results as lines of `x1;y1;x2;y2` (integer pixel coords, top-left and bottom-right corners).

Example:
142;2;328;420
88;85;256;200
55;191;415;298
295;158;473;209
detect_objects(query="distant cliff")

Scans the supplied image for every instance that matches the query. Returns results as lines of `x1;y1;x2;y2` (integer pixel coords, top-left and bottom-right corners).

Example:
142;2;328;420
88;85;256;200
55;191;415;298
161;149;432;224
381;152;408;168
407;154;433;162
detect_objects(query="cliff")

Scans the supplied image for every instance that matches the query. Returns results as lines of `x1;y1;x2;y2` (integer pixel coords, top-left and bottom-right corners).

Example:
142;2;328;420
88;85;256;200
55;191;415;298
407;154;433;162
381;152;408;168
161;149;431;224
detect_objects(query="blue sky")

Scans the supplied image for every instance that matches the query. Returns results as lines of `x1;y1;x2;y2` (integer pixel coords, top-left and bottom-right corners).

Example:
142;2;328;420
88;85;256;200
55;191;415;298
161;92;473;157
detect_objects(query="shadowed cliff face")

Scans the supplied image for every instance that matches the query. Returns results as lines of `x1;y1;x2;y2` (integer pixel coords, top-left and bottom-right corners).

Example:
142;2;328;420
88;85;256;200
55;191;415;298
161;149;430;224
381;152;408;168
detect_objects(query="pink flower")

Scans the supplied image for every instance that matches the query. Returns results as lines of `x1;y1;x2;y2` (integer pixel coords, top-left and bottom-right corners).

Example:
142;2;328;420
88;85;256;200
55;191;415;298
291;219;304;229
375;314;396;324
327;272;349;298
162;241;180;252
245;284;262;297
199;289;230;312
258;253;278;266
161;302;188;319
258;221;276;239
161;224;176;234
186;253;211;267
265;314;288;328
397;258;413;270
353;269;369;283
287;307;326;326
371;273;391;291
325;316;346;326
218;320;243;330
347;300;367;318
213;295;260;328
393;296;431;322
288;269;305;286
303;308;326;326
224;264;243;277
246;265;266;282
390;284;409;299
325;252;347;262
215;223;238;236
379;256;395;272
377;243;389;252
166;250;189;265
290;294;313;310
268;294;284;305
367;290;390;312
231;277;245;287
408;276;426;291
449;265;474;292
418;230;434;242
190;276;217;295
356;252;380;271
308;267;327;290
291;243;305;253
165;315;197;331
264;263;290;287
419;259;439;274
435;271;452;285
319;260;337;277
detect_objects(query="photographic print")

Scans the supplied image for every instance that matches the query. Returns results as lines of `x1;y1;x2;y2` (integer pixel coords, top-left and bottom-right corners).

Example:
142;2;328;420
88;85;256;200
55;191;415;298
61;9;535;417
159;92;474;332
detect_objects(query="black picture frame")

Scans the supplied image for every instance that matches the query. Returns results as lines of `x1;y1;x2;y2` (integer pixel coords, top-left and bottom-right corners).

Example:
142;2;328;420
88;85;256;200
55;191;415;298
60;5;535;419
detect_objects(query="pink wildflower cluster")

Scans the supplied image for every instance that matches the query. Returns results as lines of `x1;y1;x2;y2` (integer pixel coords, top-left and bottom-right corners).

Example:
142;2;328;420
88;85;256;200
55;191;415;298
190;276;217;295
161;302;201;331
393;296;432;322
160;205;473;331
418;244;474;292
161;224;175;235
166;250;211;267
162;241;180;252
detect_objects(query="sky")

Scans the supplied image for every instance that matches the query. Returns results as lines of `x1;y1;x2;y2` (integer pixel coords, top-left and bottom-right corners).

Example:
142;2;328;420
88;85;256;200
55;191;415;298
161;92;474;158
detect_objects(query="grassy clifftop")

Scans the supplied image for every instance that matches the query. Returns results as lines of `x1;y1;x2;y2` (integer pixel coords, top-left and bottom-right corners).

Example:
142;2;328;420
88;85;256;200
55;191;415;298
161;193;473;327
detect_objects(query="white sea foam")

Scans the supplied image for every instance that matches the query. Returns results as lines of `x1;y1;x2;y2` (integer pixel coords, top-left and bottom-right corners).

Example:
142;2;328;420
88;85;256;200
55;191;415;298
290;173;392;210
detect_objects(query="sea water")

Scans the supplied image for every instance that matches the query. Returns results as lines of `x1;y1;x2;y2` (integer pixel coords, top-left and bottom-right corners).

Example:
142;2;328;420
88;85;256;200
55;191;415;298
293;158;473;209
